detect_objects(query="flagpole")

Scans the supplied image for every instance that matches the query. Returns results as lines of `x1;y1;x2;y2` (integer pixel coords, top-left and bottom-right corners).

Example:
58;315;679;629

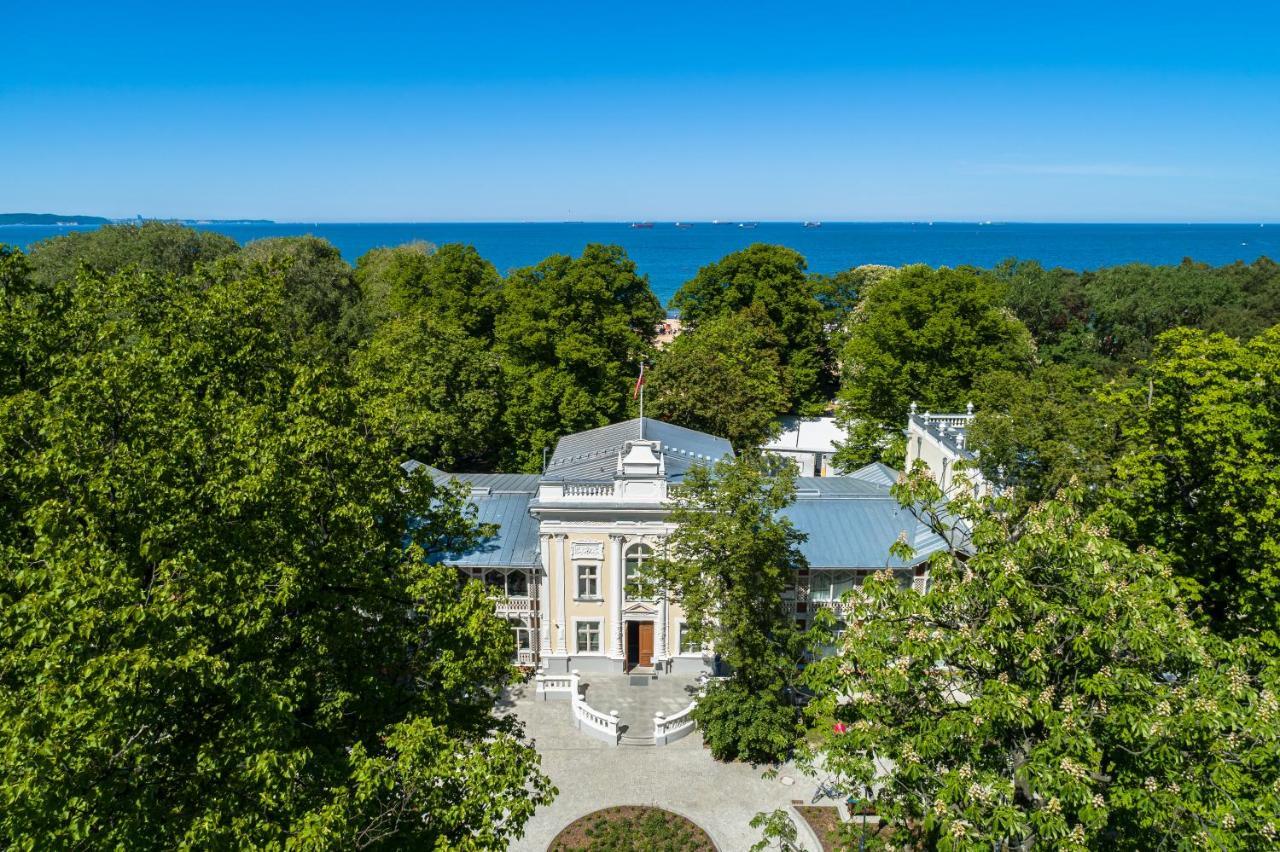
639;366;645;436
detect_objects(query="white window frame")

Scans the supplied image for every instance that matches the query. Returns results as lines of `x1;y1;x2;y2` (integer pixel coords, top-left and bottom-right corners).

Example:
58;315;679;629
624;543;654;601
573;617;603;654
575;562;600;600
508;617;532;651
677;622;702;655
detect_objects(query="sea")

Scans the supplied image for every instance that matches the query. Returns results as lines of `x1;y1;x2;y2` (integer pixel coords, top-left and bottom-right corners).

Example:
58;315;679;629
3;221;1276;306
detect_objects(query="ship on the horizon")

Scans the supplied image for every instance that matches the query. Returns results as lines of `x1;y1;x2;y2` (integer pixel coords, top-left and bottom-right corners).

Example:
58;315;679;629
630;221;655;229
803;221;822;228
738;222;758;229
674;222;693;229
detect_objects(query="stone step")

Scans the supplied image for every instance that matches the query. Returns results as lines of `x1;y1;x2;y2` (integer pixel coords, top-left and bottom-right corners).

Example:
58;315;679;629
618;734;655;747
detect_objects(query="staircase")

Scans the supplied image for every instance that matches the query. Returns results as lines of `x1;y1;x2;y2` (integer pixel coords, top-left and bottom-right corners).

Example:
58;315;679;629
618;732;655;747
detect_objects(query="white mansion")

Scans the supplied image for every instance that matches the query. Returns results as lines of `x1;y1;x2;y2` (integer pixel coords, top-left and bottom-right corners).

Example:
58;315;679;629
406;410;975;676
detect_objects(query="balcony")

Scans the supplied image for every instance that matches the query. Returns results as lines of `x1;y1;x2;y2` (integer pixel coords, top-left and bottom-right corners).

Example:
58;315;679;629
495;596;536;613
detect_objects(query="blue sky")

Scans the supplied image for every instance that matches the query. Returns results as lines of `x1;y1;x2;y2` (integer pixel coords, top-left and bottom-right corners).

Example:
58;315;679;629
4;1;1279;222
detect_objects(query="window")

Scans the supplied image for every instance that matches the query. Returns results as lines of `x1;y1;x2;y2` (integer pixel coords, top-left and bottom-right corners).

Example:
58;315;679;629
507;570;528;597
678;623;701;655
484;569;505;592
576;563;599;599
576;620;601;653
508;618;532;651
624;543;653;599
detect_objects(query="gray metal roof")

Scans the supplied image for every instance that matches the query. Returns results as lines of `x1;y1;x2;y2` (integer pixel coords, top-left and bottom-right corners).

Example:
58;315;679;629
410;466;542;567
785;464;949;568
846;462;900;488
784;495;950;569
543;417;733;482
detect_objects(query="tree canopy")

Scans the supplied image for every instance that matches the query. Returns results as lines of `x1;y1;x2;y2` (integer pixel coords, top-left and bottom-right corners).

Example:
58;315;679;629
804;472;1280;850
0;248;552;848
496;244;662;471
352;311;506;471
647;306;790;449
25;220;239;288
670;244;834;412
835;264;1037;468
355;241;501;342
1110;326;1280;650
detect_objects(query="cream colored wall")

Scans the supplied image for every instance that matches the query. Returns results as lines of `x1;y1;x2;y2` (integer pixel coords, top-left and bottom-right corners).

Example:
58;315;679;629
906;429;953;489
544;527;685;659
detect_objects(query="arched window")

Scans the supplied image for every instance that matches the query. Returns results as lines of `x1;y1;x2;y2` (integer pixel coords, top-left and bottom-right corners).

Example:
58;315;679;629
507;570;528;597
624;543;653;599
484;570;505;592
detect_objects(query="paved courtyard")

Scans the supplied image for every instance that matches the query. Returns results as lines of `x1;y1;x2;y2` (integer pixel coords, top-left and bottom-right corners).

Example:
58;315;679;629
578;671;701;738
498;679;825;851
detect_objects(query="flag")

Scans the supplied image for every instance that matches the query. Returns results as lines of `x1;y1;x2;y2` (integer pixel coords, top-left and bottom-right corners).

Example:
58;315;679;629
632;363;646;400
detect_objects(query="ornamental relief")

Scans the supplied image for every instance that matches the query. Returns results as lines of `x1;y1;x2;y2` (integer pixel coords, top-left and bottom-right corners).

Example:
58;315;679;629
569;540;604;560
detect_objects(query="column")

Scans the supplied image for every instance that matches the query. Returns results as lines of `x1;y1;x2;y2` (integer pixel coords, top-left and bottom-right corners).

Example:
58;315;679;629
656;592;668;662
556;534;569;654
609;533;625;658
538;534;552;655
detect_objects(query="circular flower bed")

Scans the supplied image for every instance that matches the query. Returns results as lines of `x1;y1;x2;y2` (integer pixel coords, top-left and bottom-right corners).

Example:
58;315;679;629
549;806;715;851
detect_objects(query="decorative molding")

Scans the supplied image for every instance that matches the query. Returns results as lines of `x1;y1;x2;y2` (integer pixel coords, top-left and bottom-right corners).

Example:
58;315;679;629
570;540;604;560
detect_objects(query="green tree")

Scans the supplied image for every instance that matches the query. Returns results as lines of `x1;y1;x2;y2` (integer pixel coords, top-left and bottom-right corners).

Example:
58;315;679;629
352;310;506;470
966;364;1125;506
26;221;238;289
804;471;1280;850
1110;326;1280;649
0;258;552;848
496;244;662;471
671;244;834;412
648;306;789;449
836;264;1036;468
355;242;501;341
236;235;364;361
1082;261;1244;365
992;259;1099;371
652;453;809;763
810;264;895;350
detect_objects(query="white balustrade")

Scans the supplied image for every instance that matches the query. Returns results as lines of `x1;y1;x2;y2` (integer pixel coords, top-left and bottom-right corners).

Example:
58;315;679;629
568;670;620;744
562;483;615;498
495;596;536;612
653;700;697;746
534;668;575;700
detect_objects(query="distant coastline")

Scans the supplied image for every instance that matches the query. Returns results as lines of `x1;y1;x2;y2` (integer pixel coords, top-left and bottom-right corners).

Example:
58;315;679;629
0;213;275;226
0;213;112;226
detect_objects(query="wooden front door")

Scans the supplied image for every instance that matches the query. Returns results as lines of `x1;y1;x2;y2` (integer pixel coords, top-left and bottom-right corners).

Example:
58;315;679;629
637;621;654;668
625;620;656;670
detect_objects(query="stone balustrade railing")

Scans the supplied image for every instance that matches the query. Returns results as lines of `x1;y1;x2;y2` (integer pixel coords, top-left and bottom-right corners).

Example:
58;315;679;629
569;670;619;744
534;669;575;699
535;668;620;744
562;483;615;498
653;700;697;746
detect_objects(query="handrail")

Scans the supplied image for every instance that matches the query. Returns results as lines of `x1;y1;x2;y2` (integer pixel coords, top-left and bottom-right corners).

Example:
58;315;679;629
653;700;697;745
562;483;615;498
569;670;620;744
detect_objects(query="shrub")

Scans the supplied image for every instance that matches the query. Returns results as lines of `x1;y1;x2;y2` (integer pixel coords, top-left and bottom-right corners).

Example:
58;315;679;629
693;679;801;764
